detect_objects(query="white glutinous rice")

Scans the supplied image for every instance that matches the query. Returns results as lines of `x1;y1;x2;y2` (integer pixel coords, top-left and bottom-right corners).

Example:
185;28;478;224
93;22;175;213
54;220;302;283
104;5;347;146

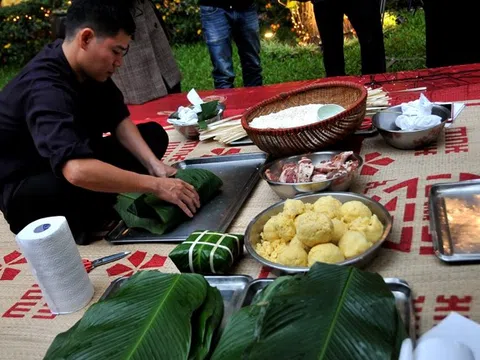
249;104;325;129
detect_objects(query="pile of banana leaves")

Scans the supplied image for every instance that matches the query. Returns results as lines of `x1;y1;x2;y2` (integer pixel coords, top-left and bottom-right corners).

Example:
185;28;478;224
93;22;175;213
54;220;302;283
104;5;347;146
212;263;407;359
114;168;223;235
44;272;223;360
44;263;407;360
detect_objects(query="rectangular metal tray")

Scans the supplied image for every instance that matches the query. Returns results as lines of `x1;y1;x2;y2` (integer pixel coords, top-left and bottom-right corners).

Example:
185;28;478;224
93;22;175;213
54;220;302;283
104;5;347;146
429;180;480;262
230;136;254;146
106;153;268;243
239;277;416;342
355;118;378;136
100;275;252;329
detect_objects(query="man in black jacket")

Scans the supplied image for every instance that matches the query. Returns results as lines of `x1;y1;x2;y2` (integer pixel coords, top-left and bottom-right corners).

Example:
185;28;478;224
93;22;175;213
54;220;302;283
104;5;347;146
199;0;263;89
0;0;199;244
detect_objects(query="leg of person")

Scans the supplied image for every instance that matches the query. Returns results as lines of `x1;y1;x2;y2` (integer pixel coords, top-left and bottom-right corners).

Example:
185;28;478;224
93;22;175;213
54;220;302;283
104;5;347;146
455;9;480;65
423;0;456;68
313;0;347;77
5;123;169;244
345;0;386;75
200;6;235;89
424;0;478;67
232;5;263;87
94;122;170;174
4;172;116;244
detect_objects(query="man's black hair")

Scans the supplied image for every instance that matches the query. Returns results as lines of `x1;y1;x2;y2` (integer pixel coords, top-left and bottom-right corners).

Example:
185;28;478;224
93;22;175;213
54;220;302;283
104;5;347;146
65;0;136;39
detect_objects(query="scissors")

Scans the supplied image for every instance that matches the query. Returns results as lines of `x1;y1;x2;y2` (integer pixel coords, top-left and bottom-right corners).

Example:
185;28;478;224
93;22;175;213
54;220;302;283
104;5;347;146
82;251;130;273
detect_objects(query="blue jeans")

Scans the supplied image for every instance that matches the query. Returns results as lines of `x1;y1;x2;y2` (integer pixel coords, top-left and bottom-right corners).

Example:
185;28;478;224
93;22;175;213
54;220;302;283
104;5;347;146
200;5;263;89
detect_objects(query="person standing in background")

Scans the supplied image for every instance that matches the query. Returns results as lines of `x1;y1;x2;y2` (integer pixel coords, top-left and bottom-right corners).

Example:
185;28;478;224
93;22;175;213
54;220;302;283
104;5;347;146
423;0;480;68
112;0;182;104
199;0;263;89
310;0;386;77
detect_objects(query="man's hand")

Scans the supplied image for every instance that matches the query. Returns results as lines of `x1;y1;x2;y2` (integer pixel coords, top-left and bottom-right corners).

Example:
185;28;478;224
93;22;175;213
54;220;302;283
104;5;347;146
154;177;201;217
148;159;177;178
62;159;201;218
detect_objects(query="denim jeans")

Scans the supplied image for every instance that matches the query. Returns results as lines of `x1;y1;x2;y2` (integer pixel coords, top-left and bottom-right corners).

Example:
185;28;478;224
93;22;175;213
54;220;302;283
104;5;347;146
200;5;263;89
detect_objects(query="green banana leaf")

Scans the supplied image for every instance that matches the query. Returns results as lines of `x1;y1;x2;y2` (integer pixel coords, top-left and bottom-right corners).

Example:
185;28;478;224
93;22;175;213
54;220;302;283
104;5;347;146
174;168;223;201
211;262;407;360
44;271;210;360
115;168;223;235
114;193;168;235
189;286;224;360
197;100;219;129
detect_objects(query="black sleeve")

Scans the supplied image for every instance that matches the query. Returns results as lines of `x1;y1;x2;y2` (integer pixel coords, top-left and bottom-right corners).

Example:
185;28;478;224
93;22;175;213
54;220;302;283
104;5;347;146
25;82;95;178
101;78;130;131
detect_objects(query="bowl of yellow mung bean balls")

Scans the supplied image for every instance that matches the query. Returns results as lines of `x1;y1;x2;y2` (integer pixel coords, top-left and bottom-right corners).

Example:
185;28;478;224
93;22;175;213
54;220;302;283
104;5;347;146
244;192;393;273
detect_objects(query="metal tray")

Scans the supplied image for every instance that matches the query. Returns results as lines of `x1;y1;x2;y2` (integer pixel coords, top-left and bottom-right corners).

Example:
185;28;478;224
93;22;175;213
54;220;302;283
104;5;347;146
106;153;268;243
429;180;480;263
238;277;416;342
230;136;254;146
355;119;378;136
100;275;252;329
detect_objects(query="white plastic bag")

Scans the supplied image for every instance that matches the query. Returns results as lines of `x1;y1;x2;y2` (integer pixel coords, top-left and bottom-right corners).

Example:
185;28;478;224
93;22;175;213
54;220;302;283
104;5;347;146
395;94;442;131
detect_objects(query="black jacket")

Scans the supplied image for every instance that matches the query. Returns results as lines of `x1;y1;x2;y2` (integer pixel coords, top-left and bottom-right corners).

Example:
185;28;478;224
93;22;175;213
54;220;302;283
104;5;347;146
198;0;254;10
0;40;128;211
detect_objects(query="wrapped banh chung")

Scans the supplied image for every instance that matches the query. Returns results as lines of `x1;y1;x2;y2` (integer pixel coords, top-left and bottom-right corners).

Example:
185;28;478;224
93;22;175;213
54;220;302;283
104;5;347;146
114;168;223;235
169;230;244;274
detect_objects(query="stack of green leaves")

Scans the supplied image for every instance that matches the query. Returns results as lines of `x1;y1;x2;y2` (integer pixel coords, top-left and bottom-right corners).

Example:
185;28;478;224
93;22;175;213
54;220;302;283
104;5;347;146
44;271;224;360
169;230;244;274
197;100;220;130
211;262;408;360
114;168;223;235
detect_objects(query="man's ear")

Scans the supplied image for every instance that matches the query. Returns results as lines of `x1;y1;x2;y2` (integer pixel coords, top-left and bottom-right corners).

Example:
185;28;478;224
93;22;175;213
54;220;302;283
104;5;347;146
78;28;95;51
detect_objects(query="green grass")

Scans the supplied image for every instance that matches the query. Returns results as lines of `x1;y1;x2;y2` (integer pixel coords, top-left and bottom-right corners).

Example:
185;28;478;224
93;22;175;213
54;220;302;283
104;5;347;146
0;10;426;91
382;9;426;72
173;40;327;90
0;66;19;90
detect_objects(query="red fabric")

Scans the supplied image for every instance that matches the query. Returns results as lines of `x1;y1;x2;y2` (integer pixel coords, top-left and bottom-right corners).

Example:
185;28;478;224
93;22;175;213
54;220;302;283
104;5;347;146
128;63;480;125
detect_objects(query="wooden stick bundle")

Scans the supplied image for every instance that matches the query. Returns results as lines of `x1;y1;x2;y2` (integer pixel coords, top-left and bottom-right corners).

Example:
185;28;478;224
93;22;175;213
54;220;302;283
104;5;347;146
198;114;247;145
366;87;390;116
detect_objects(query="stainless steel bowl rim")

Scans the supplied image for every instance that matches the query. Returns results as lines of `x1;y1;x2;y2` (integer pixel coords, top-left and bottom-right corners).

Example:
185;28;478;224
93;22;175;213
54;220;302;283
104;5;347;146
372;105;450;134
259;151;364;186
374;119;448;134
173;123;198;128
244;191;393;273
172;116;220;128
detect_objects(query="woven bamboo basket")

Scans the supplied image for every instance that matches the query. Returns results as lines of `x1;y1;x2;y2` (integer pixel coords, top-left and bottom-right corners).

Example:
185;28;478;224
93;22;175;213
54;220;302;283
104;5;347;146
241;81;367;156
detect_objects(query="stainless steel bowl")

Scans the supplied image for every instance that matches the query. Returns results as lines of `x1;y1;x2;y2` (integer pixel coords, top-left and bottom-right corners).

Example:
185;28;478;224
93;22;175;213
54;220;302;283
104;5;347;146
244;192;393;274
172;114;221;140
372;104;451;150
259;151;363;199
170;102;226;140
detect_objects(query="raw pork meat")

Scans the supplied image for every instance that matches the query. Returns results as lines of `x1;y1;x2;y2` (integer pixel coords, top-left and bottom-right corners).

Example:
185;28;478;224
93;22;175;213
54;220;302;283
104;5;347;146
265;151;359;184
